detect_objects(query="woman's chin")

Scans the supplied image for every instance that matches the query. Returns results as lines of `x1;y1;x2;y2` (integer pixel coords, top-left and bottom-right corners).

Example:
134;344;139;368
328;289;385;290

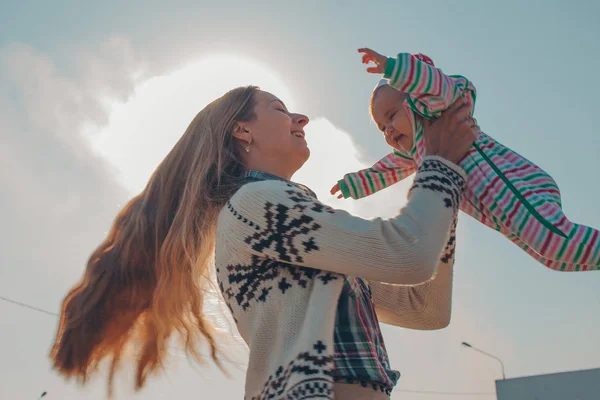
301;146;310;162
294;147;310;169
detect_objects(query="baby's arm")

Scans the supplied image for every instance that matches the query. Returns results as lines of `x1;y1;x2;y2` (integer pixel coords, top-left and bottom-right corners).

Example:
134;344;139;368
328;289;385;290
335;151;416;199
384;53;476;118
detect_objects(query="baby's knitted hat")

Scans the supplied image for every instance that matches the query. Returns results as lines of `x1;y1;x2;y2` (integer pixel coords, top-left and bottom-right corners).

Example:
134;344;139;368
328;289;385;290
373;53;435;93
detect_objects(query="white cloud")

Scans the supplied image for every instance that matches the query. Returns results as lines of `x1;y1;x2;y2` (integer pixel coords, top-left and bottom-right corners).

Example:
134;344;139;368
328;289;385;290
0;38;150;400
90;54;295;195
0;39;141;297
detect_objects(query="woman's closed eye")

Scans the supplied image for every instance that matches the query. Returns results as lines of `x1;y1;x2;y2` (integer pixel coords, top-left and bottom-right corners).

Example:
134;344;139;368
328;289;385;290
274;101;289;114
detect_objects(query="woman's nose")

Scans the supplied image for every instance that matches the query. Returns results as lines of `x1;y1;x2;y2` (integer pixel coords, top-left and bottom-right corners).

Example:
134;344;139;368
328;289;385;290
292;113;309;127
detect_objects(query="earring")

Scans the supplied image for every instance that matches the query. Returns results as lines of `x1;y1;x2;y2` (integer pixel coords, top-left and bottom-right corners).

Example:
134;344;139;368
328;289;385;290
245;138;252;153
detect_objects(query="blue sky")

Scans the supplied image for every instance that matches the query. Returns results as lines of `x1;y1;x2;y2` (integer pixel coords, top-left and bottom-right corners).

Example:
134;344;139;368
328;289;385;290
1;1;599;399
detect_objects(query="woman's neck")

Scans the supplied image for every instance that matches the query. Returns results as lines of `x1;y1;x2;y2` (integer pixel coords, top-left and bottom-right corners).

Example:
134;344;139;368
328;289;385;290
244;158;296;181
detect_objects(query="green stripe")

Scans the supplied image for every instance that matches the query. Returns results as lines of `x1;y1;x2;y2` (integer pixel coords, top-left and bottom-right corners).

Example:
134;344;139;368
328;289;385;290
517;211;532;235
423;67;433;94
555;228;571;260
406;96;435;119
393;151;413;160
507;172;550;184
338;179;351;199
449;75;477;113
349;176;359;198
392;55;403;86
462;158;478;174
497;185;515;223
365;173;376;194
407;59;422;92
383;57;396;79
573;228;592;264
378;172;387;188
473;143;567;238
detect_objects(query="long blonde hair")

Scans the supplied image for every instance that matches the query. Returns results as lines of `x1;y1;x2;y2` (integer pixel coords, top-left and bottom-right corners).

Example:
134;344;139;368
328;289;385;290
50;86;259;394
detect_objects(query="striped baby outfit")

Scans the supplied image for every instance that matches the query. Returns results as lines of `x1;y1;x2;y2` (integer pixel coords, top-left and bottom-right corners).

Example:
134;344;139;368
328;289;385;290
338;53;600;271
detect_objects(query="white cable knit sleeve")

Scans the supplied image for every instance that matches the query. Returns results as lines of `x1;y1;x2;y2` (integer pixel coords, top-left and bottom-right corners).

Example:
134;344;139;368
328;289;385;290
220;156;466;286
369;219;457;330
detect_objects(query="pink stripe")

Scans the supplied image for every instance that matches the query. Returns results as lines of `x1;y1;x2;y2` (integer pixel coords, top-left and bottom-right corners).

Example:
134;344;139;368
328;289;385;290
400;57;416;92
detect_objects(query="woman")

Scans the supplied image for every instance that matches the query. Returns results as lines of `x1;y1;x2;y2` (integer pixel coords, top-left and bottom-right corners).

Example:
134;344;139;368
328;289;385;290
51;85;478;399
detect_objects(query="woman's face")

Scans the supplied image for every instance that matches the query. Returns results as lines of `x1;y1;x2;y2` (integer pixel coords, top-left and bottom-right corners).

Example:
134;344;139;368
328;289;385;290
243;90;310;175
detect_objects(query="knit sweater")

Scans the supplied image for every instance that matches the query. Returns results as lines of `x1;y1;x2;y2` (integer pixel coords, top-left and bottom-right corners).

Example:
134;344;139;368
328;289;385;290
338;53;600;271
215;156;466;399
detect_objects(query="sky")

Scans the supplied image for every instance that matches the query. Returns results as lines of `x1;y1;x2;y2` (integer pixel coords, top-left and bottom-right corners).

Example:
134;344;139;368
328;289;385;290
1;0;599;399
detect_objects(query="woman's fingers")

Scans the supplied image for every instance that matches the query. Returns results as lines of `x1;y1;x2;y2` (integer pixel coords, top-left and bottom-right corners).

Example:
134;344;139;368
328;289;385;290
422;97;478;164
450;99;472;121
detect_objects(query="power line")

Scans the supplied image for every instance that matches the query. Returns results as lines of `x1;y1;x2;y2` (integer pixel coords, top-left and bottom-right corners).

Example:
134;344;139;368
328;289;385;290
1;294;497;397
0;295;58;316
397;388;495;396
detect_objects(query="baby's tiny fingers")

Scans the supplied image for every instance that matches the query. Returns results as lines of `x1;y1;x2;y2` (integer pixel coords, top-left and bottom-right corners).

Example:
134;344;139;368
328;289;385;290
337;194;343;199
330;183;340;195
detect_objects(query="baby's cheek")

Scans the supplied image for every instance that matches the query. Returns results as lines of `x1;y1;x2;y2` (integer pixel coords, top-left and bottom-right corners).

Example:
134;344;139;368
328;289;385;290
397;115;413;134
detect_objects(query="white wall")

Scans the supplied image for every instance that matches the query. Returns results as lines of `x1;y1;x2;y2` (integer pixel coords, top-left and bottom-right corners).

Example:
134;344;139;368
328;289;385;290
496;368;600;400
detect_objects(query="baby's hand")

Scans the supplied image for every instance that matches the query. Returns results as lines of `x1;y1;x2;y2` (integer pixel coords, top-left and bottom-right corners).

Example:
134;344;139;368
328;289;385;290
358;48;388;74
330;183;344;199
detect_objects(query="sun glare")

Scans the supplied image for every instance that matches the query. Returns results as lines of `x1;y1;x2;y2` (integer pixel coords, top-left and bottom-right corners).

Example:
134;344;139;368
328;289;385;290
90;53;409;221
92;55;295;194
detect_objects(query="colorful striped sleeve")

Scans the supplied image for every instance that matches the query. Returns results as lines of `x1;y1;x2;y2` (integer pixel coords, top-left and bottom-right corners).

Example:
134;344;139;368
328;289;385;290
383;53;477;118
338;151;417;199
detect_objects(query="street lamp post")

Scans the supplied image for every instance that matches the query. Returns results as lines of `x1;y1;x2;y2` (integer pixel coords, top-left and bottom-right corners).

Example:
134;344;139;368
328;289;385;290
461;341;506;380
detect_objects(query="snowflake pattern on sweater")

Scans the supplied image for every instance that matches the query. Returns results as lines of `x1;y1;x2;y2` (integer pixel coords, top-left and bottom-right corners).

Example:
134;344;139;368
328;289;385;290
215;157;466;399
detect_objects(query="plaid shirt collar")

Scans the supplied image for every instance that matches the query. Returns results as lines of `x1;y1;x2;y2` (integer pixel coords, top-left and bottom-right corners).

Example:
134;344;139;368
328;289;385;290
244;170;317;198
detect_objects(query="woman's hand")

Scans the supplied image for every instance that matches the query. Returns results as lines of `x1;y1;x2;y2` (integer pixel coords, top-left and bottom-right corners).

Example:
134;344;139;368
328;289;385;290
422;98;479;164
358;48;388;74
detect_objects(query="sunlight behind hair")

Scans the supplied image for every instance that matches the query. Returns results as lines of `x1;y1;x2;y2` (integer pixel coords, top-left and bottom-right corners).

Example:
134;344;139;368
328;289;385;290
91;55;294;195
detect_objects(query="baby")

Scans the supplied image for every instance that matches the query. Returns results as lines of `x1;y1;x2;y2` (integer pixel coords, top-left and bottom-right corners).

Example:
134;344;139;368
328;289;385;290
332;48;599;272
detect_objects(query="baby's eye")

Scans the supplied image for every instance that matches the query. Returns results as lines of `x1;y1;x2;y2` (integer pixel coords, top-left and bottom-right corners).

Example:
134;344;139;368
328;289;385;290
388;111;396;121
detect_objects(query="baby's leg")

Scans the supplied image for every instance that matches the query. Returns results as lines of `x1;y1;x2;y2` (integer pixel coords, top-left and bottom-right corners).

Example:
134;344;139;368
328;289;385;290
506;234;592;271
464;133;600;270
462;195;594;271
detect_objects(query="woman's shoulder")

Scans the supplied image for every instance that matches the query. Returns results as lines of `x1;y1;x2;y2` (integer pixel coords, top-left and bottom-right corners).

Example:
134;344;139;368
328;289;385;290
219;180;301;226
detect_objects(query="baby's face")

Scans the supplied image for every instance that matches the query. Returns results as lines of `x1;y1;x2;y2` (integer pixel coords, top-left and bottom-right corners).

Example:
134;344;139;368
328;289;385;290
371;85;413;153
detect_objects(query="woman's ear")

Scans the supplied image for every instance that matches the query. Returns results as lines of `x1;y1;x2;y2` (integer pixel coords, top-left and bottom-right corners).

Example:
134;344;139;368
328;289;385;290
232;123;251;140
233;123;253;153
